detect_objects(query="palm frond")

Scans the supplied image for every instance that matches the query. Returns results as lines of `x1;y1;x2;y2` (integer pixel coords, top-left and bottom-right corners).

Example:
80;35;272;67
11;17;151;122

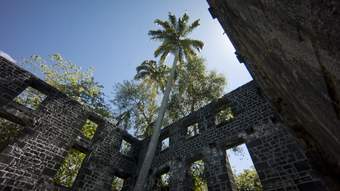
154;41;174;58
154;19;172;31
183;46;196;62
148;30;169;40
136;65;149;72
178;13;190;35
178;49;184;64
181;39;204;52
134;71;150;80
183;19;200;36
135;60;157;80
168;13;177;30
159;50;170;65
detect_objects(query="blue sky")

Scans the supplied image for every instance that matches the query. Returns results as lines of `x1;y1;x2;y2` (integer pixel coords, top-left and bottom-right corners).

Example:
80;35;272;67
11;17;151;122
227;144;257;175
1;0;254;173
0;0;252;96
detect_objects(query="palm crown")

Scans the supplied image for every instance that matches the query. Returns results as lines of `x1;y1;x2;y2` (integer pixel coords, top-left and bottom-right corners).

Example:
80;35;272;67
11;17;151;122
148;12;204;64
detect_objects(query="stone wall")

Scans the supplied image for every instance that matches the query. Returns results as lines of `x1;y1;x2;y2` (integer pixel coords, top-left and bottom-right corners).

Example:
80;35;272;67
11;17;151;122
144;81;329;191
206;0;340;189
0;57;140;190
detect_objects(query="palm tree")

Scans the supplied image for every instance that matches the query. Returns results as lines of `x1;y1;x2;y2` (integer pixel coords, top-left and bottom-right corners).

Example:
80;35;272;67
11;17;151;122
133;13;204;191
135;59;169;93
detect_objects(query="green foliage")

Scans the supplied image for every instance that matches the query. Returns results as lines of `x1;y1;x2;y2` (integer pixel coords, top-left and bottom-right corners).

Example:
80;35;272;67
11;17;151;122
54;149;86;188
111;177;124;191
160;173;170;186
168;57;226;121
149;13;204;65
153;172;170;191
22;54;111;118
216;105;234;125
234;168;263;191
186;123;199;137
111;81;158;138
113;14;227;140
0;118;24;151
119;140;132;156
190;160;208;191
135;60;169;93
146;12;205;127
113;58;227;139
81;120;98;140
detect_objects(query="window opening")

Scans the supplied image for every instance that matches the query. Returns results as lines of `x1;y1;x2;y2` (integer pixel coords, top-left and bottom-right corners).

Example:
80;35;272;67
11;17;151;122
120;139;132;156
215;106;234;125
54;148;86;188
226;143;263;191
112;176;124;191
154;170;170;191
14;86;47;110
161;137;169;151
81;119;98;140
187;123;199;137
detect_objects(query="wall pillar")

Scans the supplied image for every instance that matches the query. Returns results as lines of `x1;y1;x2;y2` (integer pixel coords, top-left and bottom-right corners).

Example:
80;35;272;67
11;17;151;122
169;159;192;191
203;145;236;191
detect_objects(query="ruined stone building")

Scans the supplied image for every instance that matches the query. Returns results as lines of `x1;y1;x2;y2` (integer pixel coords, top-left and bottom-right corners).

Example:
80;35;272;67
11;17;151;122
0;1;339;191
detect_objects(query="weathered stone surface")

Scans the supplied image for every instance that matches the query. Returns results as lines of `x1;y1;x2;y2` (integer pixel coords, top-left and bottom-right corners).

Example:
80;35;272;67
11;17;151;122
207;0;340;189
144;81;330;191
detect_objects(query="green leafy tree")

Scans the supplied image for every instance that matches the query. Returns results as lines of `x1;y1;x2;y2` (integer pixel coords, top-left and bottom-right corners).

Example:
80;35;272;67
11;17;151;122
24;54;111;118
235;168;263;191
191;160;208;191
153;173;170;191
0;119;24;152
53;149;86;188
117;57;226;139
134;13;204;190
168;57;226;121
81;120;98;140
112;80;158;138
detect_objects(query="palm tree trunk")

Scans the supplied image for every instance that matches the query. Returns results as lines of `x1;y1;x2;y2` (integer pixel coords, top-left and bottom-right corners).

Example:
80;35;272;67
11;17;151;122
133;52;178;191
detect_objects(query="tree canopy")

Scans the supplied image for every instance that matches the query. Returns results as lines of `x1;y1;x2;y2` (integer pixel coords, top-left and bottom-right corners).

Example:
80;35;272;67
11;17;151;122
23;54;112;118
234;167;263;191
112;55;226;139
